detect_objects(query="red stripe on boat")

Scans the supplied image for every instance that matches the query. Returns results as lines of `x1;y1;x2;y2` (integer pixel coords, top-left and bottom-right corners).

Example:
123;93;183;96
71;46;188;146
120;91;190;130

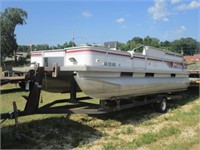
31;53;42;57
66;49;130;57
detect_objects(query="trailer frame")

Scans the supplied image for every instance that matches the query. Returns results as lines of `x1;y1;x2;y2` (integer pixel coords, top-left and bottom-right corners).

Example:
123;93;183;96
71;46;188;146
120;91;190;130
0;67;184;121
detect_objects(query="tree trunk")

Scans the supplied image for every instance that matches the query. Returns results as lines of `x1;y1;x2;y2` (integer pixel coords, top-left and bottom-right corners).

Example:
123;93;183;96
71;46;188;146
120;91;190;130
14;50;17;63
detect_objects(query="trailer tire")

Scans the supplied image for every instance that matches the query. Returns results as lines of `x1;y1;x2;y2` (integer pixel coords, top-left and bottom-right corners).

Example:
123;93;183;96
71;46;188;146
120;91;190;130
155;97;168;113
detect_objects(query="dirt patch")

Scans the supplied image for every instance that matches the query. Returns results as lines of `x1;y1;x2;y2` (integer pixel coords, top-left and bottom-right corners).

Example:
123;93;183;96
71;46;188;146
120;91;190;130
180;127;197;140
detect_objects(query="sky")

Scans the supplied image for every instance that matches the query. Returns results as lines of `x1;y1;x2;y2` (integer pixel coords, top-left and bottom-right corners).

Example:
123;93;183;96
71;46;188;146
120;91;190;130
1;0;200;46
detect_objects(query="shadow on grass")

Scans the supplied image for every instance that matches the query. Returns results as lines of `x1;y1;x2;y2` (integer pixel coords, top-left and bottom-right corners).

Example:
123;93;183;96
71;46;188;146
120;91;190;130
36;88;200;130
1;115;102;149
89;105;161;125
0;88;27;94
88;92;199;126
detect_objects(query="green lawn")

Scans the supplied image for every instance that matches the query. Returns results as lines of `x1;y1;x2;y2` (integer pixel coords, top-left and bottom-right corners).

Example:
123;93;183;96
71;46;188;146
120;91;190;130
0;84;200;149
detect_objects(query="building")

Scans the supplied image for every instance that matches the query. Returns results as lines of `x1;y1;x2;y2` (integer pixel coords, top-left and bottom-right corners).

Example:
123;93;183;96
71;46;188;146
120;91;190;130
184;54;200;63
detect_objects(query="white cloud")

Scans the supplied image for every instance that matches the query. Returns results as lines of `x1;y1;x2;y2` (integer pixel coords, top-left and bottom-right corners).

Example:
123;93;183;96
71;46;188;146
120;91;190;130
148;0;169;22
116;18;125;23
176;0;200;11
177;25;186;33
82;11;92;17
171;0;181;4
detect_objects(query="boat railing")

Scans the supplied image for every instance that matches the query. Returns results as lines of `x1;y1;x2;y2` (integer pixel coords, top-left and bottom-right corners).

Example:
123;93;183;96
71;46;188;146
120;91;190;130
128;45;144;58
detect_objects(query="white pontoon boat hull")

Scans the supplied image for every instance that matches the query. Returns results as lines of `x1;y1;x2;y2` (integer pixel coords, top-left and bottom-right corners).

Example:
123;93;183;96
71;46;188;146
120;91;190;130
75;76;189;100
63;45;190;100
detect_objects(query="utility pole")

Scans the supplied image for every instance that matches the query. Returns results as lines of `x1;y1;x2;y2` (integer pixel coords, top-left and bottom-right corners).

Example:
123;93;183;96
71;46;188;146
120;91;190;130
30;40;32;53
72;30;75;47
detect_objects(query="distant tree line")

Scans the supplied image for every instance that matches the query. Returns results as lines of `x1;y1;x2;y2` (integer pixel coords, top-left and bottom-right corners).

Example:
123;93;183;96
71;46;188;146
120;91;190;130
18;36;199;56
118;36;200;55
18;41;75;52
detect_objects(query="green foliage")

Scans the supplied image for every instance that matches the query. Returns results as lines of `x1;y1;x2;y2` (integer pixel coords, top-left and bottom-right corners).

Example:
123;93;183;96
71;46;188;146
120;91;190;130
131;127;181;148
117;42;127;51
104;142;116;150
160;40;171;50
168;105;200;126
171;37;199;55
17;35;199;56
1;7;27;62
17;41;77;52
144;36;160;48
17;45;30;52
63;41;69;48
125;37;144;52
34;44;50;50
118;36;199;55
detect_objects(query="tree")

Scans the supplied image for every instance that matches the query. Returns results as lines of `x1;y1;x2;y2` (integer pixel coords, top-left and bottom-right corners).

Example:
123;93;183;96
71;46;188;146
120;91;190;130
17;45;30;52
57;44;64;49
118;42;127;51
125;37;143;51
144;36;152;46
1;7;27;62
151;38;160;48
63;42;69;48
171;38;198;55
160;40;171;50
35;44;50;50
68;41;76;47
143;36;160;48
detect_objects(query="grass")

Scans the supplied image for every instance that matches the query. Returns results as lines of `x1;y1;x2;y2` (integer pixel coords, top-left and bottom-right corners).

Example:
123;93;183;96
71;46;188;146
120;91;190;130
167;104;200;126
132;127;181;148
104;141;116;150
149;126;200;150
142;120;155;126
121;126;135;134
0;84;200;149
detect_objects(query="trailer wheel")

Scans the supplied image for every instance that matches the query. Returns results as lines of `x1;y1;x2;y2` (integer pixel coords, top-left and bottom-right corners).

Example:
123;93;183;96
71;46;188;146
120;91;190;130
155;97;168;113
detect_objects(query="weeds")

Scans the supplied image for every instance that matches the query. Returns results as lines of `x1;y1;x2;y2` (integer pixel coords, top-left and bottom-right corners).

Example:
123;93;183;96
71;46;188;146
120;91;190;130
104;141;116;150
142;120;155;126
103;119;121;127
168;105;200;126
130;127;181;148
121;126;135;134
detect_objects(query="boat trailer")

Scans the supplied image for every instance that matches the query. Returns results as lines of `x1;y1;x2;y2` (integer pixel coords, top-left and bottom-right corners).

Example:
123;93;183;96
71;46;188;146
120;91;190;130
0;67;185;122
